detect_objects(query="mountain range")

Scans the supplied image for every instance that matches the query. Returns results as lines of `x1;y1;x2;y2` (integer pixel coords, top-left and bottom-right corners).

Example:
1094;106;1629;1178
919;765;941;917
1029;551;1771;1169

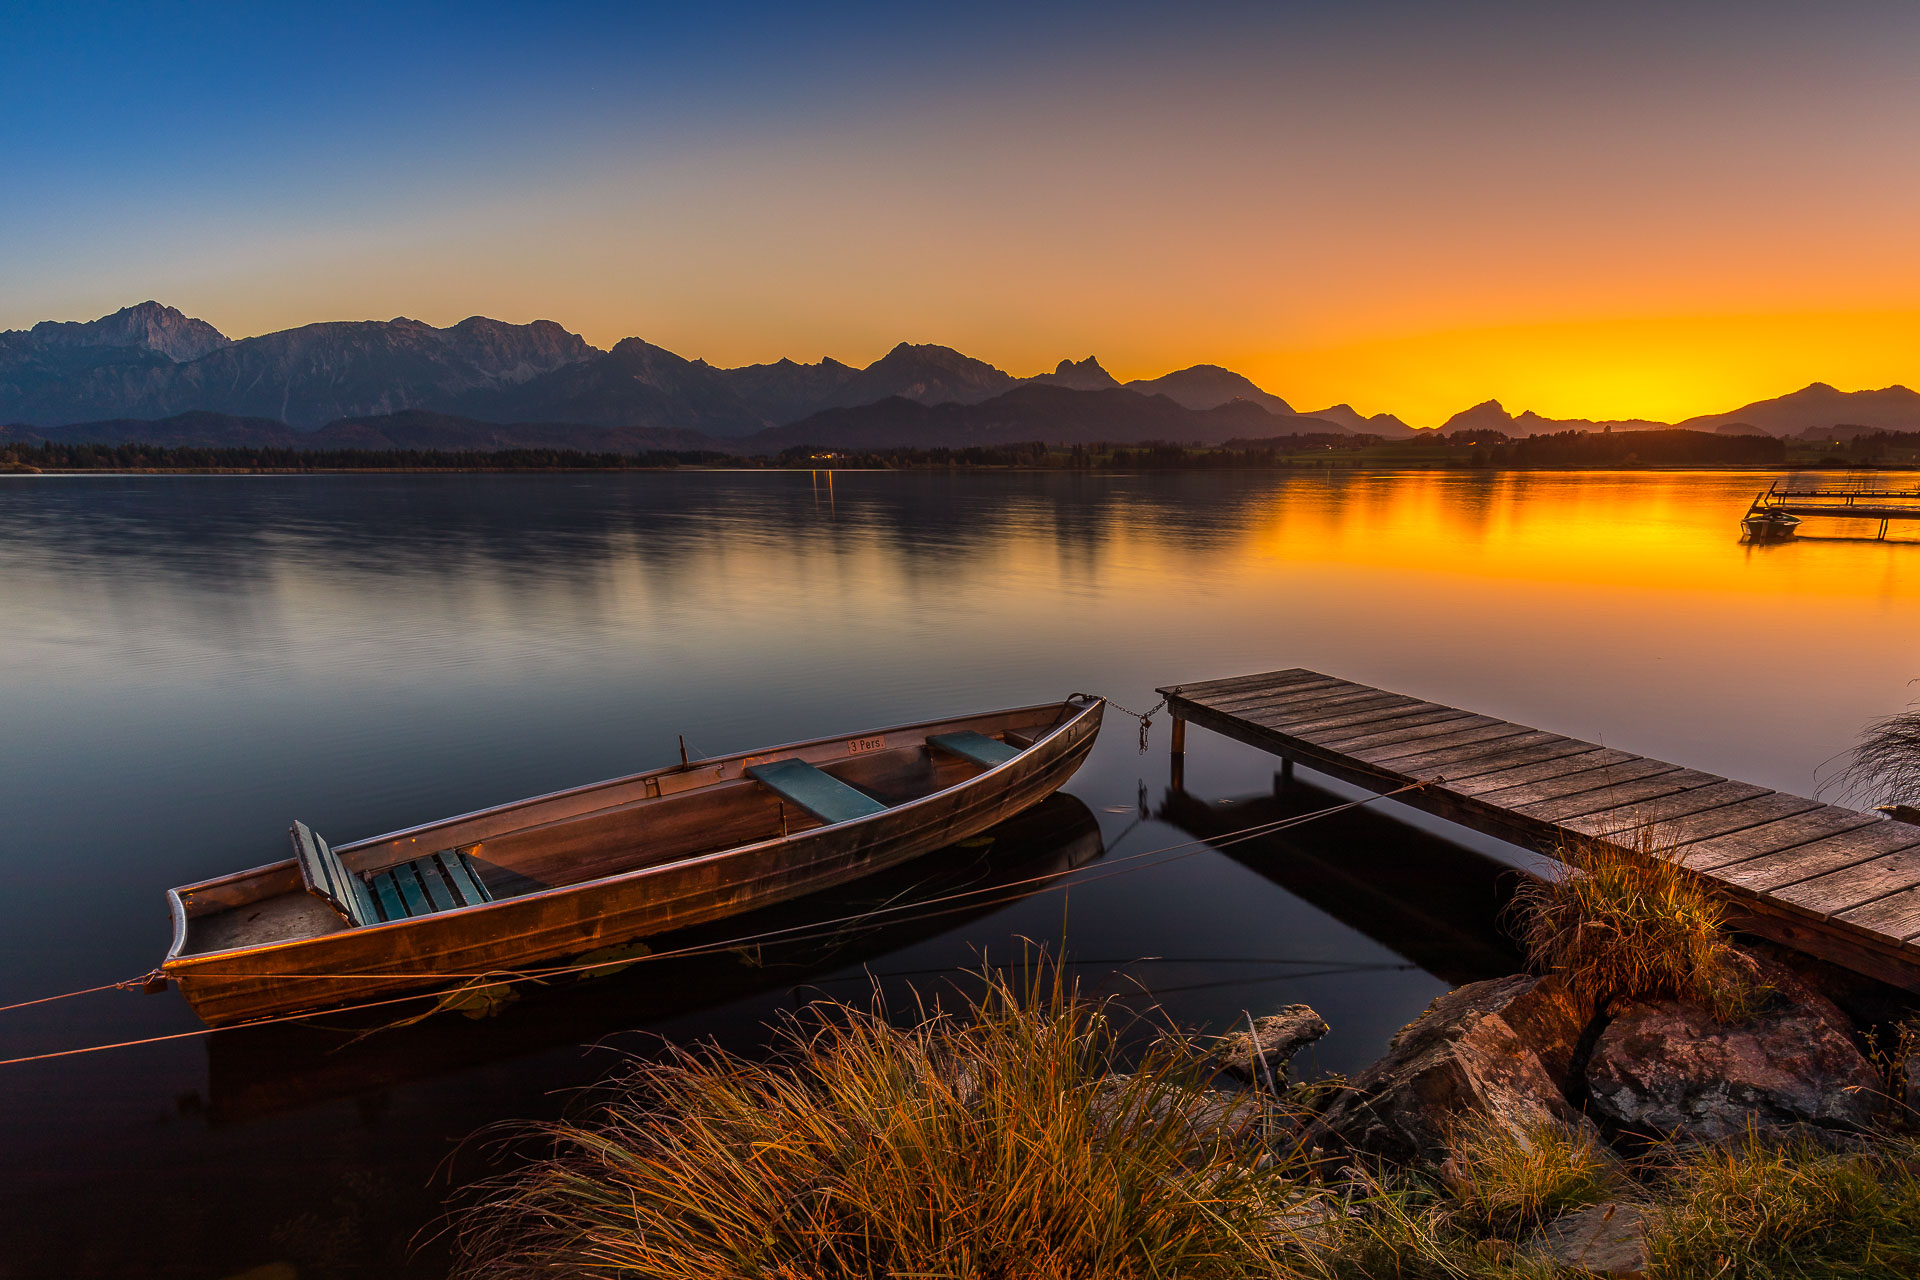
4;302;1919;453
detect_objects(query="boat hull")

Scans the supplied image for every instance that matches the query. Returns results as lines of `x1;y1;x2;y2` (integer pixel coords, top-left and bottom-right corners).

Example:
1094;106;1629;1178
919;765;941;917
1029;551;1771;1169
164;700;1102;1025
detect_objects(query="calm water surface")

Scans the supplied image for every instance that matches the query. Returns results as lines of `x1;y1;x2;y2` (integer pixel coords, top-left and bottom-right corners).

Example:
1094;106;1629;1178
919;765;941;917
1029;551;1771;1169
2;469;1918;1278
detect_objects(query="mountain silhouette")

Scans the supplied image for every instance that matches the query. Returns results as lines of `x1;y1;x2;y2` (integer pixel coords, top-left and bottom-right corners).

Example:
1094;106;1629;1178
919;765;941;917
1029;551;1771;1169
1029;356;1122;391
1124;364;1293;416
1300;403;1417;439
1677;383;1920;437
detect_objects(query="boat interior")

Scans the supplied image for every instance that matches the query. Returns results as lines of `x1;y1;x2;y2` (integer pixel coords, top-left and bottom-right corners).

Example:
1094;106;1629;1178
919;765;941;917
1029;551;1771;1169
170;700;1088;959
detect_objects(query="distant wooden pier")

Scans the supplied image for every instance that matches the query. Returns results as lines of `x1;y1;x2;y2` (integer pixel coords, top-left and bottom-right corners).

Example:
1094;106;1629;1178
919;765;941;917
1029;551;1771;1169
1752;479;1920;539
1159;669;1920;992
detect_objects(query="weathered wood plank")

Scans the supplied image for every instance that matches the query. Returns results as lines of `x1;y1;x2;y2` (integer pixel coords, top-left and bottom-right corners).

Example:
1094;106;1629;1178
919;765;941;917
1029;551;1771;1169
1200;677;1360;712
1168;668;1323;700
1417;734;1603;783
1445;747;1636;797
1518;769;1725;824
1279;699;1467;737
1770;842;1920;918
1711;821;1920;894
1318;712;1506;753
1837;887;1920;942
1470;757;1682;808
1357;721;1538;764
1248;690;1414;727
1677;806;1881;873
1654;792;1829;848
1558;780;1773;838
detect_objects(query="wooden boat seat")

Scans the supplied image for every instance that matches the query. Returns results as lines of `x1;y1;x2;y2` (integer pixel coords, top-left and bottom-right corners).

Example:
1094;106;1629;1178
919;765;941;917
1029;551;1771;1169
290;821;378;926
290;820;492;927
366;849;494;923
927;730;1022;769
747;758;889;825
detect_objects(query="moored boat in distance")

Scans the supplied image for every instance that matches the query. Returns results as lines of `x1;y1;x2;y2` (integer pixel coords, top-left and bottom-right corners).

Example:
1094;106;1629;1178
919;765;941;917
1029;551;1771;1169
1742;494;1801;541
163;697;1104;1025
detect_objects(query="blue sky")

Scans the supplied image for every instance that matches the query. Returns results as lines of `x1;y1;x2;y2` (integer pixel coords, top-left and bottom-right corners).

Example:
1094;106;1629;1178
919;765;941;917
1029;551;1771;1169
6;1;1920;422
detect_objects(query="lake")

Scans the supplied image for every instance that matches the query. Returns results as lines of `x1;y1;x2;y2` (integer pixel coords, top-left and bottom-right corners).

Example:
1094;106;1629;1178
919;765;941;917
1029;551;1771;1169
2;468;1917;1279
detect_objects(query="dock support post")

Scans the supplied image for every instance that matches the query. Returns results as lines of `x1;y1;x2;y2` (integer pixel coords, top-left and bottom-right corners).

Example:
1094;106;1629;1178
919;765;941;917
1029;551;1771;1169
1274;756;1295;792
1169;716;1186;791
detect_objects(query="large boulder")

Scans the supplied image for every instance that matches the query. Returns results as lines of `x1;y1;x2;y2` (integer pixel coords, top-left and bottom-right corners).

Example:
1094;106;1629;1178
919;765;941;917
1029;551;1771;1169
1214;1005;1330;1089
1305;975;1592;1165
1584;974;1880;1142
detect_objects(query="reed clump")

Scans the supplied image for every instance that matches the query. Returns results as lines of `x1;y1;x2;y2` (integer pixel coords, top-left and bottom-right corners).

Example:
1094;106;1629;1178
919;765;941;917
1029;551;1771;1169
448;967;1312;1280
1511;829;1758;1019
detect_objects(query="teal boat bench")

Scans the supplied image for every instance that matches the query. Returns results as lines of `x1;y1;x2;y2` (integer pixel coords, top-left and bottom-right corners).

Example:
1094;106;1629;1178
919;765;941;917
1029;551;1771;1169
290;820;493;927
746;759;889;825
928;730;1022;769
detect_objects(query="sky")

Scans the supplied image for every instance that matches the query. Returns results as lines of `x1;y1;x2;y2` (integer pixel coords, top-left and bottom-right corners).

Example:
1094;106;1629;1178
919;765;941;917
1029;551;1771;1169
5;0;1920;426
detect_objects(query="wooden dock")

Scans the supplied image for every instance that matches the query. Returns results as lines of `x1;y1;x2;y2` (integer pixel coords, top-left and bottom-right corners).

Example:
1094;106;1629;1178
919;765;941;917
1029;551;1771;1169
1158;669;1920;992
1751;480;1920;538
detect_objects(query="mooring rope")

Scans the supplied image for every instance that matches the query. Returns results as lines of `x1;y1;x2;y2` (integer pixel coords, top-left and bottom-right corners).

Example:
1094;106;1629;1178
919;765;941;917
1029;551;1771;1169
0;778;1436;1067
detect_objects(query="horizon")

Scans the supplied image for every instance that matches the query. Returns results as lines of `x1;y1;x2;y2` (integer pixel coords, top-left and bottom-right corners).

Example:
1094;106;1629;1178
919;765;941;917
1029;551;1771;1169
16;296;1920;434
10;3;1920;425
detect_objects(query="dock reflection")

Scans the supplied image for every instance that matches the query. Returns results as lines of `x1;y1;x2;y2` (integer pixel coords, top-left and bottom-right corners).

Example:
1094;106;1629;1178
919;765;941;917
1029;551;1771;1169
1157;779;1523;985
203;793;1104;1124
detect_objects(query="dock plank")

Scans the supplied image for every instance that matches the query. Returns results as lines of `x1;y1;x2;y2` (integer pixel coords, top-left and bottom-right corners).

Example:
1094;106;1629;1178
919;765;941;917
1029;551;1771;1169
1677;806;1881;873
1558;780;1774;838
1280;700;1469;737
1324;714;1508;753
1170;669;1323;699
1387;733;1594;782
1358;721;1539;764
1250;690;1416;727
1770;844;1920;918
1203;678;1359;711
1470;757;1682;808
1159;667;1920;993
1518;769;1725;824
1711;821;1920;894
1653;793;1828;847
1837;888;1920;942
1445;747;1638;797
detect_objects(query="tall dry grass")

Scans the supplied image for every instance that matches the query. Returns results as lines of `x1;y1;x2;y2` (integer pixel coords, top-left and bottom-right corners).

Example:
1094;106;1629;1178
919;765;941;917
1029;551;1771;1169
1510;828;1756;1019
449;966;1315;1280
1441;1112;1619;1236
1648;1128;1920;1277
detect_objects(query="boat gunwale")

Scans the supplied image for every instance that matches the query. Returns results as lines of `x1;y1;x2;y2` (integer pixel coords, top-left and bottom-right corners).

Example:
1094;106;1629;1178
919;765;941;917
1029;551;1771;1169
164;696;1103;971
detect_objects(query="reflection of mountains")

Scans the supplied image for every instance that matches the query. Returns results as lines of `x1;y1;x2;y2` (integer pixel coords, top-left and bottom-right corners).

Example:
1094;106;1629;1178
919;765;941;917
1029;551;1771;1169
203;793;1103;1124
1158;781;1522;985
1;470;1335;593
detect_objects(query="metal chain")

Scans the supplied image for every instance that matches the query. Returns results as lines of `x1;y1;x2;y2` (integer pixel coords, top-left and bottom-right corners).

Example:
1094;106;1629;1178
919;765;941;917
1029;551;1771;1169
1070;692;1168;752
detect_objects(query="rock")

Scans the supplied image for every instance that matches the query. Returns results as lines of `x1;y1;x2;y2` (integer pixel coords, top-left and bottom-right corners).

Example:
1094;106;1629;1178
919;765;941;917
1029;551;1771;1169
1305;975;1593;1165
1091;1074;1268;1145
1585;983;1880;1142
1215;1005;1329;1088
1529;1202;1650;1277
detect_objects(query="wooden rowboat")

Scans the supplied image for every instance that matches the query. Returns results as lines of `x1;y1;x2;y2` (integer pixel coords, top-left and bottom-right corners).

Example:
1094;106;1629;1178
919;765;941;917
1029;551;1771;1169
162;697;1104;1026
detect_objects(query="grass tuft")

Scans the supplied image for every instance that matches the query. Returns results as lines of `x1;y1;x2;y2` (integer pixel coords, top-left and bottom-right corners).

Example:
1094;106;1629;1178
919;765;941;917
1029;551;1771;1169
1441;1111;1620;1236
1649;1129;1920;1277
1510;828;1757;1019
448;964;1315;1280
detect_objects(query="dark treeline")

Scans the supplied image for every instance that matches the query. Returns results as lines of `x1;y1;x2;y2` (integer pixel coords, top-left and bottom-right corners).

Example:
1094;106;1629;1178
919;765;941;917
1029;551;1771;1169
2;441;734;471
1498;429;1787;467
0;428;1818;474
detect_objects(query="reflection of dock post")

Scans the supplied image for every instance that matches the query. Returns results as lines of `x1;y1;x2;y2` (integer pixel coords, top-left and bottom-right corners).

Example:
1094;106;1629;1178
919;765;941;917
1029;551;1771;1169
1169;715;1186;791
